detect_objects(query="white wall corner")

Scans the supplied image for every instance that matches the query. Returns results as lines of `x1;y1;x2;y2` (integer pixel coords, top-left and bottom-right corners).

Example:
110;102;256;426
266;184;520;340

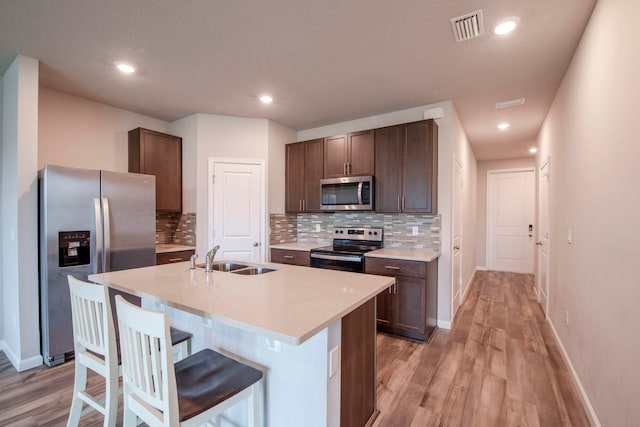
547;319;602;427
423;107;444;120
437;320;452;330
2;341;42;372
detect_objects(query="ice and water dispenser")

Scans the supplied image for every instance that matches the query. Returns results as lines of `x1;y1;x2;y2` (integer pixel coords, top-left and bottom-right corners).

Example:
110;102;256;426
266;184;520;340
58;231;91;267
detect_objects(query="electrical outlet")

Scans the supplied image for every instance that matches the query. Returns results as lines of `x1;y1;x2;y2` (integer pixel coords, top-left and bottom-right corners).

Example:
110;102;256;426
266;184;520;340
202;317;213;328
412;226;419;236
315;224;321;232
565;310;569;327
265;338;282;353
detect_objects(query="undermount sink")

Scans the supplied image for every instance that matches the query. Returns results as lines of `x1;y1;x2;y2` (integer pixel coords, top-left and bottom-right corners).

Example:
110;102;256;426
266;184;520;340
195;262;249;272
232;267;276;275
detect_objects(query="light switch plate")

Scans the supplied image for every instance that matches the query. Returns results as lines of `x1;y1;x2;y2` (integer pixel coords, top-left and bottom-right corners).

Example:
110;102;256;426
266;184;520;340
315;224;321;232
412;226;419;236
329;346;340;378
567;229;573;244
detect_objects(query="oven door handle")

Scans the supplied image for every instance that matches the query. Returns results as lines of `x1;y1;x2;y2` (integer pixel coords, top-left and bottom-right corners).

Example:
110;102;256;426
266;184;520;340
311;253;362;262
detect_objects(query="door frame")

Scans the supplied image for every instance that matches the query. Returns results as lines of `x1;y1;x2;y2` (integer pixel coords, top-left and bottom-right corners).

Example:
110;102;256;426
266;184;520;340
451;155;463;317
486;167;536;273
207;158;267;261
537;157;551;317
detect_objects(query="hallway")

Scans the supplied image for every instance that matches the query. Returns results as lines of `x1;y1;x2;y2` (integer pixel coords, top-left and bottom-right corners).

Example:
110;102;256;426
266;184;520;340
374;270;590;426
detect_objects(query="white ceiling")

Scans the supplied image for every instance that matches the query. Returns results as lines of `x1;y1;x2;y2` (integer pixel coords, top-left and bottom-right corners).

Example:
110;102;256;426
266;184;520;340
0;0;595;160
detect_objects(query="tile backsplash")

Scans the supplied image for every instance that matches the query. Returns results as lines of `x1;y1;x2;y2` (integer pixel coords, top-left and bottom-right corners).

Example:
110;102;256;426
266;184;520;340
156;212;196;245
270;212;440;250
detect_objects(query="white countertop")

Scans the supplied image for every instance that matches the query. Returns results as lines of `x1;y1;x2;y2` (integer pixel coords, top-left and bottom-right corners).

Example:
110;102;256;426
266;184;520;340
365;248;440;262
156;244;196;254
269;242;324;251
89;260;393;346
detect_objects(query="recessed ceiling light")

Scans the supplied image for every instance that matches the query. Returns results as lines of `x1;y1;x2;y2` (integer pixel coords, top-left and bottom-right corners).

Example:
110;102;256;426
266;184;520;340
494;18;519;35
115;62;136;74
497;123;510;130
259;95;273;104
529;147;538;153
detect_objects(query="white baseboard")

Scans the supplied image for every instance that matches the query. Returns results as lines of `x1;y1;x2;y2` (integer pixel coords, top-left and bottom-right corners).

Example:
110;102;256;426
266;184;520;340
462;269;477;301
547;319;601;427
476;266;488;271
437;320;451;329
2;343;43;372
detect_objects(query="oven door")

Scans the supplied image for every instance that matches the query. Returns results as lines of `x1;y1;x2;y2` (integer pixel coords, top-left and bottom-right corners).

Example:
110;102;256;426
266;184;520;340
310;252;364;272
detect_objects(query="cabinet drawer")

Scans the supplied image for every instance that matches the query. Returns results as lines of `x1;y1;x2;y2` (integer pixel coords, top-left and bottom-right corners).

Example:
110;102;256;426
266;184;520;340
271;249;310;267
365;257;425;278
156;250;195;265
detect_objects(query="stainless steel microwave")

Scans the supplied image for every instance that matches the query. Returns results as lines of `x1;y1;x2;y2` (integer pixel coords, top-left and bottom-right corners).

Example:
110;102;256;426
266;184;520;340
320;176;374;211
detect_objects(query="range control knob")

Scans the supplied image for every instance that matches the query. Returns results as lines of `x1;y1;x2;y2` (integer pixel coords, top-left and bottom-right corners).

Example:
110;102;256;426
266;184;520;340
335;230;339;234
374;231;378;235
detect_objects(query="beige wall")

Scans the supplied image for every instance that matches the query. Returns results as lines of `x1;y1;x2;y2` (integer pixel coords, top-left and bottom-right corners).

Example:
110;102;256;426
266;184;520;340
536;0;640;425
267;121;295;214
450;106;478;302
0;72;4;344
38;88;170;171
475;157;536;268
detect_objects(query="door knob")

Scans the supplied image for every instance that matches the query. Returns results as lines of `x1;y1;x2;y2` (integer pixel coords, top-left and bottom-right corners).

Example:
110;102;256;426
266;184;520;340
453;245;460;250
536;241;543;246
253;242;260;247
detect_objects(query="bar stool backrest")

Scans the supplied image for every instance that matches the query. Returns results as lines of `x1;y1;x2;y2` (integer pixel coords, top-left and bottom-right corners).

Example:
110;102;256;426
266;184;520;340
115;295;179;427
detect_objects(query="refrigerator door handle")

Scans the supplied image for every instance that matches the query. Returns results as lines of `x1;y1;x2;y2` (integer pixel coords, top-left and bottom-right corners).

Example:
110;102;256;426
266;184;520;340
103;197;112;272
94;198;103;273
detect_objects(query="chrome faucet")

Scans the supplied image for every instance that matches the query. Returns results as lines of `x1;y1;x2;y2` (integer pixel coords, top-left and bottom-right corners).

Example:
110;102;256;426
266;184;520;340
204;245;221;272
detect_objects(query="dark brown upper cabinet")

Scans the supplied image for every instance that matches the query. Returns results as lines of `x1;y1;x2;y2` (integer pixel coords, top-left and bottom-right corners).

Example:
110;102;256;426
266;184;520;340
285;138;324;213
374;120;438;214
323;130;374;178
128;127;182;212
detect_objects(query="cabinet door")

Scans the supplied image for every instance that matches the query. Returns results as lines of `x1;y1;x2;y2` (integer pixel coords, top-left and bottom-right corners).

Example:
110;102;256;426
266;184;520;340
324;134;348;178
304;139;324;212
374;125;403;212
129;128;182;212
393;276;426;335
285;142;306;213
403;120;437;213
270;249;310;266
348;130;374;176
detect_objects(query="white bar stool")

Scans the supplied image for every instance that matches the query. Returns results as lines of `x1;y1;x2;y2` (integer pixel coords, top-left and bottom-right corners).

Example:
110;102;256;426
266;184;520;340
115;296;264;427
66;276;194;426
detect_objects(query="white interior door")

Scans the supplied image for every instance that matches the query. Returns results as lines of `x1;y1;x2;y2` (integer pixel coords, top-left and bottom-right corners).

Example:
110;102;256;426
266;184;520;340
452;157;463;316
209;160;264;261
487;169;535;273
537;160;550;315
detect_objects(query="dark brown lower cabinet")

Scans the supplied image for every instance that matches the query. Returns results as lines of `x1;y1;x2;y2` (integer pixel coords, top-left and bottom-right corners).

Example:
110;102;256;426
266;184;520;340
341;298;377;426
270;248;310;266
156;249;195;265
366;257;438;341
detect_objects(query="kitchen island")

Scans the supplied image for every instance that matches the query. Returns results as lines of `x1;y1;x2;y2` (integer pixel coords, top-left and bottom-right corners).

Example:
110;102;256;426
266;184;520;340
89;260;393;426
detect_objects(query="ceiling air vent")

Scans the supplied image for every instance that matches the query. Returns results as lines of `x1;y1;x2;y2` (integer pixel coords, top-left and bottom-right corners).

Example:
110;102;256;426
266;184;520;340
450;10;484;42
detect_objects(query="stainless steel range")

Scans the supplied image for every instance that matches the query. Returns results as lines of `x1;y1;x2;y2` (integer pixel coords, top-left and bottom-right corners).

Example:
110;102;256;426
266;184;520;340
310;227;383;272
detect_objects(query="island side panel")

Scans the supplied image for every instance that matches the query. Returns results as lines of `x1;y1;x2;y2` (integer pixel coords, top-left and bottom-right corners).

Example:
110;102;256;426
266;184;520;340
341;297;377;426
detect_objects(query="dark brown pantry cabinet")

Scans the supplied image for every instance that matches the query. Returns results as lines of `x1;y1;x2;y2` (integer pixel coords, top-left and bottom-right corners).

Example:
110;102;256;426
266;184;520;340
323;130;374;178
365;256;438;341
285;139;324;213
374;120;438;213
128;127;182;212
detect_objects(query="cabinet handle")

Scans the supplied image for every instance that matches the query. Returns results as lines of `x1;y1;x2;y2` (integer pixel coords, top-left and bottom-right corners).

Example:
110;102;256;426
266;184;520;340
168;257;183;263
402;196;406;211
303;199;306;211
347;162;351;175
394;283;397;294
397;197;400;211
283;255;294;259
343;162;347;175
385;265;400;270
299;200;302;211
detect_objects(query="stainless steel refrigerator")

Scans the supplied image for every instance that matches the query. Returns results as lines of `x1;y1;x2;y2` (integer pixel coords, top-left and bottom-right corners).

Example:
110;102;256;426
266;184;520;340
39;164;156;367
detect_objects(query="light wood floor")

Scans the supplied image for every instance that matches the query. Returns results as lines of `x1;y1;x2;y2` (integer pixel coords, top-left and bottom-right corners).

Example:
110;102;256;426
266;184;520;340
0;271;590;426
373;270;590;427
